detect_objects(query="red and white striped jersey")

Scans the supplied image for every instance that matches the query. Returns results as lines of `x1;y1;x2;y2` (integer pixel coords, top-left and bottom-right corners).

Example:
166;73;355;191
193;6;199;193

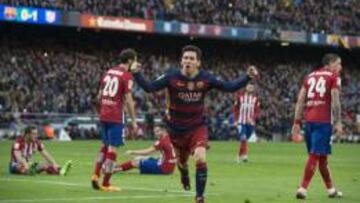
10;136;44;162
233;91;260;124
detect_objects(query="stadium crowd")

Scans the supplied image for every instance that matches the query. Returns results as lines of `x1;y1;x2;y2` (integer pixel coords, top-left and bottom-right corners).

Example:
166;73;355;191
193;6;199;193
1;30;359;140
1;0;359;35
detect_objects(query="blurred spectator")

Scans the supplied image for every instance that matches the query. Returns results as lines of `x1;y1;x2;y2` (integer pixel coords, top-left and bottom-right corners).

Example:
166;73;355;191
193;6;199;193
0;26;359;140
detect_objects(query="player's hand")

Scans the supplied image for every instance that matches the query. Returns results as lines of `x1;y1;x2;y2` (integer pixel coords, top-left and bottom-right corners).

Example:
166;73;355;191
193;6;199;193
125;150;133;156
246;118;255;125
334;122;344;137
291;124;301;136
131;122;138;131
247;65;259;79
129;62;141;73
234;121;238;126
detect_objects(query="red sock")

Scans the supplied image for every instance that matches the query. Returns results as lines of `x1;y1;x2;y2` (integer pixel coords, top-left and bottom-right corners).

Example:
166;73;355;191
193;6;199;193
102;151;117;187
300;153;319;189
319;155;333;189
117;161;134;171
239;140;248;156
94;146;108;177
46;166;60;175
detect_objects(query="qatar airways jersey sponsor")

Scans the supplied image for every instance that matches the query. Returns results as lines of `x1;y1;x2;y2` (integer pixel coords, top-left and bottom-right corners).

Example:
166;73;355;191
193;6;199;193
303;67;341;123
98;65;133;123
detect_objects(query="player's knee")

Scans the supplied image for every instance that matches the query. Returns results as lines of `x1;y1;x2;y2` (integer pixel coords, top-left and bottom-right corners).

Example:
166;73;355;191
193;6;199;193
193;147;206;163
132;159;140;167
103;159;115;173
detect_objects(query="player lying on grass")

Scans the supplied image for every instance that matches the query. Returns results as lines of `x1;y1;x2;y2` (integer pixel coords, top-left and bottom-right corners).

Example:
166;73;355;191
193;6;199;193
114;123;176;175
9;125;72;176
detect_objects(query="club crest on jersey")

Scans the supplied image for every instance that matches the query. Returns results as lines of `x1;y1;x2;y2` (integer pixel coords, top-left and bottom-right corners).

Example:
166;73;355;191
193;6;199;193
187;82;195;90
196;81;205;89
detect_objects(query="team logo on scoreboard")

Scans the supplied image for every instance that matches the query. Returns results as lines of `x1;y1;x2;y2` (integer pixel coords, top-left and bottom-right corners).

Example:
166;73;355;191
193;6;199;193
45;10;56;23
4;7;17;20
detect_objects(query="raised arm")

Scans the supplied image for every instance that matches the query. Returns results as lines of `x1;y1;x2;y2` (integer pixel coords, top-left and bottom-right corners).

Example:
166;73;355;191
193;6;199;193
210;74;251;92
133;72;169;92
210;66;258;92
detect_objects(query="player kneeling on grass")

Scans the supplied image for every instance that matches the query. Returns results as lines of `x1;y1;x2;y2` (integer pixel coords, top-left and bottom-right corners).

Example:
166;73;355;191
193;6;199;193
114;123;176;175
9;125;72;176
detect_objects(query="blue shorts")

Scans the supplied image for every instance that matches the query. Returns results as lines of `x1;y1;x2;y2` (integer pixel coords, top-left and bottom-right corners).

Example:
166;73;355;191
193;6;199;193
9;162;20;174
237;124;254;141
139;158;163;174
100;122;124;147
304;122;332;155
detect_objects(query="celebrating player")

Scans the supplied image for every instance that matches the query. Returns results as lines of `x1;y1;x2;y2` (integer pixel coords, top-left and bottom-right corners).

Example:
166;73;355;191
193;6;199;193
129;45;258;203
233;82;260;163
114;123;176;175
9;125;72;176
91;48;138;192
292;53;343;199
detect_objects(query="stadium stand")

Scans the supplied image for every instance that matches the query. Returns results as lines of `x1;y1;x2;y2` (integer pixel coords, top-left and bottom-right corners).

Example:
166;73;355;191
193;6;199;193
0;23;359;141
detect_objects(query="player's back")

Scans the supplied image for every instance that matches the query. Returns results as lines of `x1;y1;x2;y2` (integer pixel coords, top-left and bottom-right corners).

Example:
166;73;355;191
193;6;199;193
99;65;132;123
303;67;340;123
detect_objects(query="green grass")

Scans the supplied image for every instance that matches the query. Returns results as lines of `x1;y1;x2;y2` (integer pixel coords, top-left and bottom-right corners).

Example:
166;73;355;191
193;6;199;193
0;141;359;203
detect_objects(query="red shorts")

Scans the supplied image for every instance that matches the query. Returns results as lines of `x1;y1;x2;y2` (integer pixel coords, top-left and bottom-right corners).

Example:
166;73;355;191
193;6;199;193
169;125;208;164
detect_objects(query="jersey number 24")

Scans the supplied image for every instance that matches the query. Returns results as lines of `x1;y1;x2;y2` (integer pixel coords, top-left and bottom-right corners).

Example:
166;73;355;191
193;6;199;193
307;76;326;98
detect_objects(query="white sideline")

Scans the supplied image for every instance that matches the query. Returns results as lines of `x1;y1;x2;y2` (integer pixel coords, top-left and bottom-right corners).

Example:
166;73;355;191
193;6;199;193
0;177;195;194
0;194;193;202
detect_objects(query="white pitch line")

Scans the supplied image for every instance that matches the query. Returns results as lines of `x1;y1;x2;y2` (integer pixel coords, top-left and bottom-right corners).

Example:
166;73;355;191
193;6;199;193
0;177;197;194
0;194;193;203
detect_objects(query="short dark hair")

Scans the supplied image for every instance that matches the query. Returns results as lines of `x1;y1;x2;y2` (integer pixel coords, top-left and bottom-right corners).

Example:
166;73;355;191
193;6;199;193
119;48;137;64
322;53;340;66
182;45;202;60
154;123;168;131
24;125;36;135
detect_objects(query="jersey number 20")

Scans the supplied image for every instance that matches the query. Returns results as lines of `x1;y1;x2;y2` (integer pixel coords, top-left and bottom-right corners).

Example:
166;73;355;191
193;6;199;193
103;75;119;97
307;76;326;98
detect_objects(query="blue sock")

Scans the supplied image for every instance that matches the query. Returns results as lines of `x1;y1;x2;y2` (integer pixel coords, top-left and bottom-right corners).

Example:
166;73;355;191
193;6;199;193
196;162;207;198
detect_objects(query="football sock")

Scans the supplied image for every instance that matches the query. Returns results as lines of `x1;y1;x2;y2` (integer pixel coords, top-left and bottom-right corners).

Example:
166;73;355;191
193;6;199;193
239;140;248;156
102;151;117;187
196;161;207;198
94;146;108;177
117;161;134;171
301;153;318;189
319;155;333;189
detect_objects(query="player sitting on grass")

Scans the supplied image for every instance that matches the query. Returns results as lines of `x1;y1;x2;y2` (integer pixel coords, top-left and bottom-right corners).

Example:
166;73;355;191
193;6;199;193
9;125;72;176
114;123;176;175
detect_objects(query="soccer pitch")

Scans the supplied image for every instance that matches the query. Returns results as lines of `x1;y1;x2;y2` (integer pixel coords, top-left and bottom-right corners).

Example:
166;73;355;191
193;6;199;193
0;141;359;203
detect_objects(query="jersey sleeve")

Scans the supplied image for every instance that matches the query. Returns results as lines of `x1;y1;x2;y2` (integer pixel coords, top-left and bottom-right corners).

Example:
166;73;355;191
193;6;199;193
331;75;341;90
133;72;169;92
153;140;161;150
209;72;251;92
122;73;133;94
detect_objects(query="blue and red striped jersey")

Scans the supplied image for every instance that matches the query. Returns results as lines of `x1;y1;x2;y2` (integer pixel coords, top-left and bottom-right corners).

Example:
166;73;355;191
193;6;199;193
134;68;251;133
